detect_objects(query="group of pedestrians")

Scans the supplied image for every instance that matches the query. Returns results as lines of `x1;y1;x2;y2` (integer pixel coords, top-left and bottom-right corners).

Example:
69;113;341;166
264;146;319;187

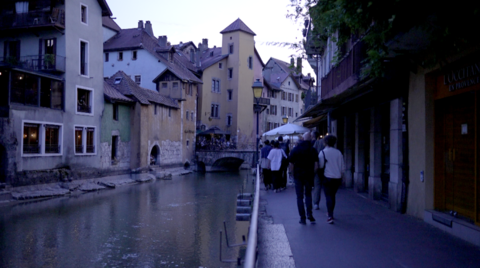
260;137;290;193
261;131;345;224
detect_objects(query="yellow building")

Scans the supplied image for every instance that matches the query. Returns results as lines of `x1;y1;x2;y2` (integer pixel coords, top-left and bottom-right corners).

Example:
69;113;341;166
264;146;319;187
196;19;263;150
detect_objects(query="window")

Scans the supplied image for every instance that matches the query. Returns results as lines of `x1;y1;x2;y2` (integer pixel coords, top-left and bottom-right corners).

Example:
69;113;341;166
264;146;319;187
23;123;40;154
226;114;232;126
81;4;87;24
219;62;223;69
113;103;119;120
80;40;88;76
267;90;275;98
228;68;233;79
132;50;137;60
288;93;293;102
11;72;38;106
75;126;95;154
282;106;286;116
211;104;219;118
269;105;277;115
23;122;63;156
169;108;171;117
229;44;234;54
41;79;63;110
162;82;168;89
77;87;93;115
75;127;83;153
227;89;232;101
45;125;60;154
248;56;253;69
135;75;141;85
281;92;287;100
288;81;290;86
105;53;109;62
118;52;123;61
296;94;299;102
288;107;293;117
211;78;220;93
112;136;118;162
186;140;190;146
173;82;179;89
186;111;189;120
86;128;95;153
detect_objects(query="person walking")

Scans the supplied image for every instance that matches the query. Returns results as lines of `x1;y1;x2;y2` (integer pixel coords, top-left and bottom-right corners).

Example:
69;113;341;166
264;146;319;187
278;136;290;190
267;141;287;193
312;132;325;210
260;140;273;190
288;132;319;224
318;135;345;224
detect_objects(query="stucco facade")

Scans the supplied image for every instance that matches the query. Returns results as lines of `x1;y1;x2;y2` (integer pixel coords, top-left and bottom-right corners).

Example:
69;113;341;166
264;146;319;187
0;0;111;185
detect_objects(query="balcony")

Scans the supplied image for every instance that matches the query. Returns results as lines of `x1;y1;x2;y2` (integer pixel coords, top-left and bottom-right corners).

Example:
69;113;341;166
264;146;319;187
321;41;366;100
0;7;65;31
0;54;66;73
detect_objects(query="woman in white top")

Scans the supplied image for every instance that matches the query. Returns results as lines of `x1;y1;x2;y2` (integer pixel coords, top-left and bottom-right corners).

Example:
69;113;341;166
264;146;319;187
318;135;345;224
267;141;287;192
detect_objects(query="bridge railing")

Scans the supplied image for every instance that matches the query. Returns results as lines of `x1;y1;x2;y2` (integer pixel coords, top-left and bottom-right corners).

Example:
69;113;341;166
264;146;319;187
244;164;260;267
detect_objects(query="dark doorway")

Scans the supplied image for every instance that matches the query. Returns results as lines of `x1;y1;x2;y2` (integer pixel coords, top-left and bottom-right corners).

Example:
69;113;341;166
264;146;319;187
0;145;7;183
381;103;391;200
150;146;160;166
111;136;118;164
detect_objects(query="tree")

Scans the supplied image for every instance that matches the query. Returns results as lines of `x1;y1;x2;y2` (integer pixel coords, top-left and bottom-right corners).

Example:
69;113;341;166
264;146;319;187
289;0;480;77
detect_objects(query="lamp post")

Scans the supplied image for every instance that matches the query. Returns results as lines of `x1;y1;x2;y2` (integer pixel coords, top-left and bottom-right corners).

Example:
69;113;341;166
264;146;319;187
252;79;263;168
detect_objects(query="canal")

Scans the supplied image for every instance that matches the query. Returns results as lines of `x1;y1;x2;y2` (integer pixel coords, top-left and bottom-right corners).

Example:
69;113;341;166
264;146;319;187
0;170;254;268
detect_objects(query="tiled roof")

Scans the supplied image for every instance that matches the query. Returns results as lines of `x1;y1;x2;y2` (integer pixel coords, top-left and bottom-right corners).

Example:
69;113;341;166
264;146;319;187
104;27;202;84
97;0;113;16
104;82;134;103
105;71;179;109
174;41;197;51
220;18;256;36
102;16;121;32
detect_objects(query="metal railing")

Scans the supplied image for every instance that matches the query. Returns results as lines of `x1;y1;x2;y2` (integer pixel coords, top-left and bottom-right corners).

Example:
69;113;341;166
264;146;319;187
23;144;40;154
243;164;260;268
0;54;66;73
77;104;91;114
75;145;83;154
45;144;60;154
0;7;65;30
321;41;366;100
86;145;95;153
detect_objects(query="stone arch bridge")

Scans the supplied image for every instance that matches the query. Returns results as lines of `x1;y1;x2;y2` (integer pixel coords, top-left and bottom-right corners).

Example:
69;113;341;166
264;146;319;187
195;150;257;172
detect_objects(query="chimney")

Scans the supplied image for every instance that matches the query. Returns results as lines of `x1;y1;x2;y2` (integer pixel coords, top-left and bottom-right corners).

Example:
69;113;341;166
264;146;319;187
202;38;208;49
158;36;167;47
196;44;202;68
290;58;295;68
296;57;302;74
138;20;143;29
144;20;154;36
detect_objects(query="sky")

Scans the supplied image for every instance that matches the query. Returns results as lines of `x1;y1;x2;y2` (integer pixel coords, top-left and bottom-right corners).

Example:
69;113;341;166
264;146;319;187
106;0;316;79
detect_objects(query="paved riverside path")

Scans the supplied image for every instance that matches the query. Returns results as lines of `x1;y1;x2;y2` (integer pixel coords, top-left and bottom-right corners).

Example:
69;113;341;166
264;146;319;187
257;185;480;268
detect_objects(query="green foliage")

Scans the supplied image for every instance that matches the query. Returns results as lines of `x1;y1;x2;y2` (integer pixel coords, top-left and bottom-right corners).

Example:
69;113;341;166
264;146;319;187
288;0;480;77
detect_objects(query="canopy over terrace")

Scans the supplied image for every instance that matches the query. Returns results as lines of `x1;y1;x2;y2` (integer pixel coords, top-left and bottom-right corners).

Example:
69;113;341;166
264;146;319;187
262;123;311;137
197;126;227;136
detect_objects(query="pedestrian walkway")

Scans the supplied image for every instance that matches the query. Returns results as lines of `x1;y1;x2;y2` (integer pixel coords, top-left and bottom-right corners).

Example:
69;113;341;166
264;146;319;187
258;185;480;268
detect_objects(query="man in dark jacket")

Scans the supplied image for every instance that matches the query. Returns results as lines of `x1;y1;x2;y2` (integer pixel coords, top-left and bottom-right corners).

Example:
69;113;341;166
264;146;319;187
288;132;319;224
260;140;273;190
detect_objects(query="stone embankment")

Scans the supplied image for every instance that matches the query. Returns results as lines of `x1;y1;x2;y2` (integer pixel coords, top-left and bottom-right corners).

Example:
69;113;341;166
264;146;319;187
0;167;192;206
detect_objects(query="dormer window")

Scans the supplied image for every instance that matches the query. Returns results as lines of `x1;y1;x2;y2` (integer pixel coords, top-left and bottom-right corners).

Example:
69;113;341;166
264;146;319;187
114;77;122;84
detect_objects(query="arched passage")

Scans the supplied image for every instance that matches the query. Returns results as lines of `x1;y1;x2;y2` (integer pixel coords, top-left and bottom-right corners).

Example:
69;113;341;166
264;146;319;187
150;145;160;166
212;157;244;171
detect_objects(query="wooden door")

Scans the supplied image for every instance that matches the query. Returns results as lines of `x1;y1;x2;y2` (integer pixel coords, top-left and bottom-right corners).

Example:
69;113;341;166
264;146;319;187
435;92;476;221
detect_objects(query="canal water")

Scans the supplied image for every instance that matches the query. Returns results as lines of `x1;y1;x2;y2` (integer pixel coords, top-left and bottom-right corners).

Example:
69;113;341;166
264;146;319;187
0;170;254;268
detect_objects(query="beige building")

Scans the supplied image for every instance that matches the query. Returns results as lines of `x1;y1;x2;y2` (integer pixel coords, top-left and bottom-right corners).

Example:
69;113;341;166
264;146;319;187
195;19;264;150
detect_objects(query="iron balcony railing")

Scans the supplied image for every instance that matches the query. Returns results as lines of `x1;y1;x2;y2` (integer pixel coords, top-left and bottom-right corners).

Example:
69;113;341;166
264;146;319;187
75;145;83;154
23;144;40;154
45;144;60;154
0;7;65;30
0;54;66;73
321;41;366;100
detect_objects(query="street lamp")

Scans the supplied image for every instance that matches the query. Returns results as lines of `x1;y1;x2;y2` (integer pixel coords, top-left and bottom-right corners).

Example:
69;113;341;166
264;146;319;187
252;79;263;168
282;115;288;124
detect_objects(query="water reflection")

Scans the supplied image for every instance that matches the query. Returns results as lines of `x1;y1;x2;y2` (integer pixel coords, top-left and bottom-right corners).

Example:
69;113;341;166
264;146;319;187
0;171;253;267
